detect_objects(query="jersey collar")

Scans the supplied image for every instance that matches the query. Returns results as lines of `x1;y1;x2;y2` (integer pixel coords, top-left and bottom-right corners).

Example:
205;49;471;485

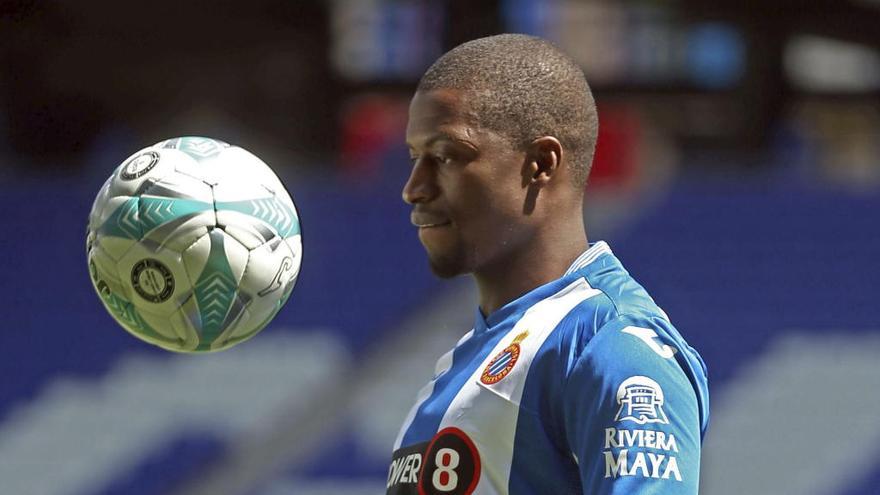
475;241;613;332
564;241;612;276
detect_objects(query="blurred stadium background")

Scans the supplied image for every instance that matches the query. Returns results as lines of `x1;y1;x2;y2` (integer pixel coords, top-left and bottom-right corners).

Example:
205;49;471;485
1;0;879;494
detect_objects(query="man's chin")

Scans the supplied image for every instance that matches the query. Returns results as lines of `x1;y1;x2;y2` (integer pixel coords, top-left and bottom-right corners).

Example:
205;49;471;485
426;254;466;279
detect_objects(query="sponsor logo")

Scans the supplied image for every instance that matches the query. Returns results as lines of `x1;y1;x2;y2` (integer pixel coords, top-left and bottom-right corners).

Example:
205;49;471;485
605;427;678;452
387;428;481;495
419;427;480;495
603;427;682;481
120;151;160;180
604;448;682;481
605;377;681;482
388;441;428;494
615;376;668;425
131;258;175;303
480;330;528;385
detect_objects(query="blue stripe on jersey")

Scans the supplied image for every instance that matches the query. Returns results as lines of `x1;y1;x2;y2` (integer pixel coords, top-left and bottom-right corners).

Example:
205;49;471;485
398;311;510;447
507;300;595;495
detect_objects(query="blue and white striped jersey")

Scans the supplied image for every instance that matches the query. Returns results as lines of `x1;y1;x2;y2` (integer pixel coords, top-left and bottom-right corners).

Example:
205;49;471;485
387;241;709;494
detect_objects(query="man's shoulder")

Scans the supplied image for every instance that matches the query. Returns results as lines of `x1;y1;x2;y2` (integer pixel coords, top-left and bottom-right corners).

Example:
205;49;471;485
549;259;670;355
550;297;673;364
583;251;667;319
524;246;682;381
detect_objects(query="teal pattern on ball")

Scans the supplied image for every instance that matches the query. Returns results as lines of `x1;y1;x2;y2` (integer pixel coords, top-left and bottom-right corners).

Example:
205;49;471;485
97;282;176;346
99;197;213;240
139;197;213;233
99;197;142;239
215;197;300;238
193;230;238;351
159;136;229;161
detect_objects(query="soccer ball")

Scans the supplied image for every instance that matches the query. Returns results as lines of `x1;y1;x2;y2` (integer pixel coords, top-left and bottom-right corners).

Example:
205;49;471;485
86;137;302;353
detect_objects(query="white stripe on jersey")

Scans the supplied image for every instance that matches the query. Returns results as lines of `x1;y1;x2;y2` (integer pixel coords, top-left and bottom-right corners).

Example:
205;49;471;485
564;241;612;276
393;329;475;450
437;278;603;494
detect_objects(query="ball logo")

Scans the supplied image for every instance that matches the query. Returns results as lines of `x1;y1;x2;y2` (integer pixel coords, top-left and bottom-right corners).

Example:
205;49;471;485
258;256;294;296
131;258;175;303
120;151;160;180
614;376;669;425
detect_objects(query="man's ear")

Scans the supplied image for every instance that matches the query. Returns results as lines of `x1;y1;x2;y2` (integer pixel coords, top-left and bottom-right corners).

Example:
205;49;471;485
524;136;563;186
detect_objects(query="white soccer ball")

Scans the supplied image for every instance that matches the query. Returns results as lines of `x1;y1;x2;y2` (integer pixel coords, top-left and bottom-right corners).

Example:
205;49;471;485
86;137;302;353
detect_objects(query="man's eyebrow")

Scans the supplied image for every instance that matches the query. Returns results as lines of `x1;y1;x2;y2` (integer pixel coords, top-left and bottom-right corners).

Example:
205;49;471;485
407;132;478;150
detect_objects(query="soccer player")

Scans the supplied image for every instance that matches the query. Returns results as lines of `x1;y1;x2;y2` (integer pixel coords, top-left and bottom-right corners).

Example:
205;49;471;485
387;34;709;495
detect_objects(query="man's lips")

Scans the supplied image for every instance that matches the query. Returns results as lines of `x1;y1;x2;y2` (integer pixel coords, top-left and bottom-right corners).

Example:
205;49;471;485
411;213;452;228
418;222;451;229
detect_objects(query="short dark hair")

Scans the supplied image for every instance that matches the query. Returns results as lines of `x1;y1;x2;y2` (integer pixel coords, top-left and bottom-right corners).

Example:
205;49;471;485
418;33;599;187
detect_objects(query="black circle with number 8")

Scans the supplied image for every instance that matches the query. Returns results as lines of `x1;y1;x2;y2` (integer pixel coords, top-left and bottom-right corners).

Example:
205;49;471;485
418;427;481;495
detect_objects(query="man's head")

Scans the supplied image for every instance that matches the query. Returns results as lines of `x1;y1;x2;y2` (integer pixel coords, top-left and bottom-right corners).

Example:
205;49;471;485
403;34;598;279
418;33;598;186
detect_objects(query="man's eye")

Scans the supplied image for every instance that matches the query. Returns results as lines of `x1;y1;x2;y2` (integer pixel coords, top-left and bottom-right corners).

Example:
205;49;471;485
409;154;452;166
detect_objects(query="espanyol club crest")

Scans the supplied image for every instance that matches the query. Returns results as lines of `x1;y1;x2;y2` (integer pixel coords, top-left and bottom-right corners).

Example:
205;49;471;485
480;330;529;385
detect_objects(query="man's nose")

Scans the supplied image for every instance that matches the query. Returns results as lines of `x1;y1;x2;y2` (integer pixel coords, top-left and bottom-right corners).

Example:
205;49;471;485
402;159;437;205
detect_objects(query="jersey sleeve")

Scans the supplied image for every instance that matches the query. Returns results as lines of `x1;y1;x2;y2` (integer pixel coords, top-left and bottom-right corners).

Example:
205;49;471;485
561;316;704;494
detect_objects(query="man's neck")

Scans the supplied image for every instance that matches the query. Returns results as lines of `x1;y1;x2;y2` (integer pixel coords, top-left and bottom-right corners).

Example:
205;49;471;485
474;225;588;319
